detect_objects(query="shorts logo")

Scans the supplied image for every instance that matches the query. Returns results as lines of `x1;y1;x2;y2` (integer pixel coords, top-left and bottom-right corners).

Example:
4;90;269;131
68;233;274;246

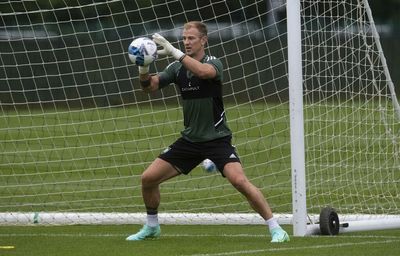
163;147;171;153
229;153;237;159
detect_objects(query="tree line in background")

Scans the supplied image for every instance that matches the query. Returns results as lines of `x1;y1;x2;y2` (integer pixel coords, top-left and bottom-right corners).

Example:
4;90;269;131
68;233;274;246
0;0;399;25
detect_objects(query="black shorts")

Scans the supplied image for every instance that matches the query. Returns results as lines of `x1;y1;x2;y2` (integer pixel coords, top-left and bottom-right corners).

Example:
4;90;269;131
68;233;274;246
158;135;241;176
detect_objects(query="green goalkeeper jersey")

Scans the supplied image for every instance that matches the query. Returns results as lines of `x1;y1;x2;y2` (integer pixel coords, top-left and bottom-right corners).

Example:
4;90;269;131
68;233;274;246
158;55;232;142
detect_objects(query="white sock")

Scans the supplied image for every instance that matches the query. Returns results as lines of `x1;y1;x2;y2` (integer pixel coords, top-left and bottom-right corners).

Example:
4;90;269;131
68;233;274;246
265;217;280;232
146;214;159;227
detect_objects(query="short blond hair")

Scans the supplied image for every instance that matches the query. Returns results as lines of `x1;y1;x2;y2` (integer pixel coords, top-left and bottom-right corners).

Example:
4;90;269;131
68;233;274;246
183;21;208;37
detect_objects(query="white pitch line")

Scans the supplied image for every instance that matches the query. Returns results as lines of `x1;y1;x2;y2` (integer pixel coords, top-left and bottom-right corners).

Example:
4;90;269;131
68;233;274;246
0;233;399;239
1;232;399;256
184;239;400;256
0;233;123;238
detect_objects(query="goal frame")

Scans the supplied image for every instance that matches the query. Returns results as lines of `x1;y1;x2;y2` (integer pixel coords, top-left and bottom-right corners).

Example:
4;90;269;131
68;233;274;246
1;0;400;235
288;0;400;236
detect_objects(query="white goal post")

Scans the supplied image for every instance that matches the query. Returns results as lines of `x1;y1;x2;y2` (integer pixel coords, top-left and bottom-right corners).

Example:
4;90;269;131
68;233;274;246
1;0;399;236
287;0;400;236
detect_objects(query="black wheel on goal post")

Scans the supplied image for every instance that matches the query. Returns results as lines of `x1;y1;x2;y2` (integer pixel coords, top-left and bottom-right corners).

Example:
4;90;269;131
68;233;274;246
319;207;340;235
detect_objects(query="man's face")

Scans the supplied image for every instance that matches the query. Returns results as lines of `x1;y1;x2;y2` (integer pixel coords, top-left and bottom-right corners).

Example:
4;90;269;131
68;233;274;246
182;27;207;57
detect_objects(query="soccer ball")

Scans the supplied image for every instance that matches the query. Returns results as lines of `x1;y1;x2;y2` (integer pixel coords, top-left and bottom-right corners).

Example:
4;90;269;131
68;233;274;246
128;37;157;66
202;159;217;173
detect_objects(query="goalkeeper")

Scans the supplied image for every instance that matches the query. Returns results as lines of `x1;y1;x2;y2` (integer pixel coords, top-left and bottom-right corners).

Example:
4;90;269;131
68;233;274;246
126;21;289;243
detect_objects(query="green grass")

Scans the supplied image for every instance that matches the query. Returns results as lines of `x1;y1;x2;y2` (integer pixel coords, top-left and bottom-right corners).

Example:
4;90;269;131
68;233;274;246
0;103;399;255
1;225;400;256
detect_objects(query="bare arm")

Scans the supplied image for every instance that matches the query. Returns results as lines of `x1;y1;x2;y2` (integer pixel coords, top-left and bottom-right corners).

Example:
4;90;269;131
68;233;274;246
152;33;216;80
180;55;216;79
139;72;160;93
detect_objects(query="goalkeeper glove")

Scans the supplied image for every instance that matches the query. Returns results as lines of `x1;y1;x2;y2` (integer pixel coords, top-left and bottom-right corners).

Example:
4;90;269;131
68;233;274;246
152;33;185;61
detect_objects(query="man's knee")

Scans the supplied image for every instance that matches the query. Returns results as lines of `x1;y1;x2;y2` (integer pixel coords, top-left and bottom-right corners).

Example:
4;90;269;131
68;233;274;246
141;172;158;188
229;175;249;191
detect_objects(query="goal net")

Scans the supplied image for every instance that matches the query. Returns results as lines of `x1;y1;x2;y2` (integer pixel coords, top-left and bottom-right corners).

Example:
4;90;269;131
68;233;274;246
1;0;399;232
299;0;400;234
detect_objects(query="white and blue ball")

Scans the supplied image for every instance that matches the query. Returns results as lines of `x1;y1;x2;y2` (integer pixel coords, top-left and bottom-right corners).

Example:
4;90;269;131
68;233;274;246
128;37;157;66
202;159;217;173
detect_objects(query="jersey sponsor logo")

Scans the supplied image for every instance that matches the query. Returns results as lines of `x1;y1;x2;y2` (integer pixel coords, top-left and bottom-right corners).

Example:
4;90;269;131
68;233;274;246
181;86;200;91
178;67;221;99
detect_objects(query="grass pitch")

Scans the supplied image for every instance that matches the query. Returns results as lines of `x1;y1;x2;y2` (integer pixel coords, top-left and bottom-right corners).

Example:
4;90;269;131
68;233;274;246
1;104;399;255
1;224;400;256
